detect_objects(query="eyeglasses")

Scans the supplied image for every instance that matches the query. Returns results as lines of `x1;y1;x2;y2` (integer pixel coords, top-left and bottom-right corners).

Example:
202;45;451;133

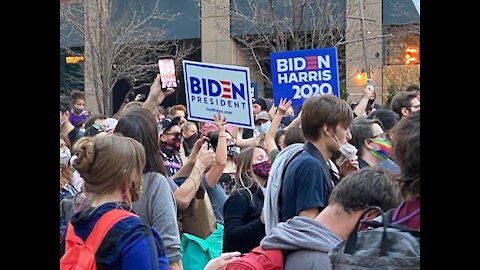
371;132;387;139
164;132;181;137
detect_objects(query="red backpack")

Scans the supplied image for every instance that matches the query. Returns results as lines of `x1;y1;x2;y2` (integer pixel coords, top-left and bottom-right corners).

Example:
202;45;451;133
60;209;136;270
225;246;283;270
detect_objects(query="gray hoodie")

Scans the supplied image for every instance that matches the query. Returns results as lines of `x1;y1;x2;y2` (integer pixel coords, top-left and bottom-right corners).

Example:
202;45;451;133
260;216;341;270
264;143;304;234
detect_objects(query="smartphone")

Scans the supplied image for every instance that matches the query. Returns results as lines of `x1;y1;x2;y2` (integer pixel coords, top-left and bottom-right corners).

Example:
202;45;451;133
158;58;177;90
366;79;374;91
204;137;212;150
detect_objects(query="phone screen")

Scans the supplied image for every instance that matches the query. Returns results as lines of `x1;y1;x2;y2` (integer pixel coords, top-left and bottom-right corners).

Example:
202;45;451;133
158;59;177;89
366;79;374;91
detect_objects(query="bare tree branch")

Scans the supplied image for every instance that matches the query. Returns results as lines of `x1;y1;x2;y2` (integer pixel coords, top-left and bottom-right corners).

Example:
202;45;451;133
209;0;351;90
203;0;418;93
60;0;194;114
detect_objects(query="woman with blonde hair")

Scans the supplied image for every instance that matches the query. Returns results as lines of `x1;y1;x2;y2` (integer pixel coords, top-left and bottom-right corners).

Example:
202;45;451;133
222;146;271;253
60;134;168;269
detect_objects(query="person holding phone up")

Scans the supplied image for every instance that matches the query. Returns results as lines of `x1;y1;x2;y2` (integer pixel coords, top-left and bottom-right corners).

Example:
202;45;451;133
353;79;383;118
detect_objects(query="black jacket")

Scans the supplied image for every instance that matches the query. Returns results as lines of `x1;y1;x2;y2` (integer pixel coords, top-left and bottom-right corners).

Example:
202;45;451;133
223;186;266;253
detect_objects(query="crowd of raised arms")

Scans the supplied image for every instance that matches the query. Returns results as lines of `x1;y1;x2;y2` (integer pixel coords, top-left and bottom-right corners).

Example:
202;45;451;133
60;74;420;270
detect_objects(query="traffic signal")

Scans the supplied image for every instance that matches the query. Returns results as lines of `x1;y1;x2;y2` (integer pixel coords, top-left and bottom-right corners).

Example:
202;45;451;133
404;47;419;65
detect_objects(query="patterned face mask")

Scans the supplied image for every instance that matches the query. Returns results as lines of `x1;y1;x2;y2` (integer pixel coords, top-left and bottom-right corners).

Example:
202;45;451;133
161;132;182;156
252;160;272;179
368;138;392;160
73;106;84;115
60;148;71;167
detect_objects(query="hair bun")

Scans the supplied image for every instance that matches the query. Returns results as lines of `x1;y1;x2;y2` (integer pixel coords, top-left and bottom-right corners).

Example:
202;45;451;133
72;137;96;175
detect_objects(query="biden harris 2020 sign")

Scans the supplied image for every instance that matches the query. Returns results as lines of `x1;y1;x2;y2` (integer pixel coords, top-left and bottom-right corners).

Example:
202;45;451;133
270;47;340;106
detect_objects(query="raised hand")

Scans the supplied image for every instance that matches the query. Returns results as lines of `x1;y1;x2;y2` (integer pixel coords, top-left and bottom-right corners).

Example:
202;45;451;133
147;74;175;106
277;98;292;115
213;113;227;131
362;83;374;99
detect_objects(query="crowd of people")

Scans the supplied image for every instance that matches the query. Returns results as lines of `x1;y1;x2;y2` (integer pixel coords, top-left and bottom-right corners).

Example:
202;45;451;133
60;73;420;269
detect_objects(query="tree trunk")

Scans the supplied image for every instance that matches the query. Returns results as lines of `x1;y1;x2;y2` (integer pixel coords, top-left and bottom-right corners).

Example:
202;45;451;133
84;0;111;115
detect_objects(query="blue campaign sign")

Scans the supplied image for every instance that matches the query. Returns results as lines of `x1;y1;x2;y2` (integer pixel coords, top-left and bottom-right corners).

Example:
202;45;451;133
270;47;340;106
183;60;255;129
251;82;258;99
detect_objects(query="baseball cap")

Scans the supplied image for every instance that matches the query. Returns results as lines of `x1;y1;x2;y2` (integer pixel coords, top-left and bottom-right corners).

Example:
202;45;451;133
255;111;272;122
159;116;181;134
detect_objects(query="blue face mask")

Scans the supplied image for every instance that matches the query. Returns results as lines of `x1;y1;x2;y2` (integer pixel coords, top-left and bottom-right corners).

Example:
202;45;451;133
92;124;107;132
258;122;271;134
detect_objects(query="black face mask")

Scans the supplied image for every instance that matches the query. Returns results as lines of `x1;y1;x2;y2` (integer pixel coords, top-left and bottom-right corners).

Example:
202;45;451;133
183;133;199;151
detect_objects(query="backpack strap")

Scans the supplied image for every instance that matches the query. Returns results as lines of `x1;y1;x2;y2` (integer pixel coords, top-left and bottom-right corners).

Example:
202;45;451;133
66;209;136;254
360;208;420;238
383;208;395;224
85;209;137;253
65;223;86;250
